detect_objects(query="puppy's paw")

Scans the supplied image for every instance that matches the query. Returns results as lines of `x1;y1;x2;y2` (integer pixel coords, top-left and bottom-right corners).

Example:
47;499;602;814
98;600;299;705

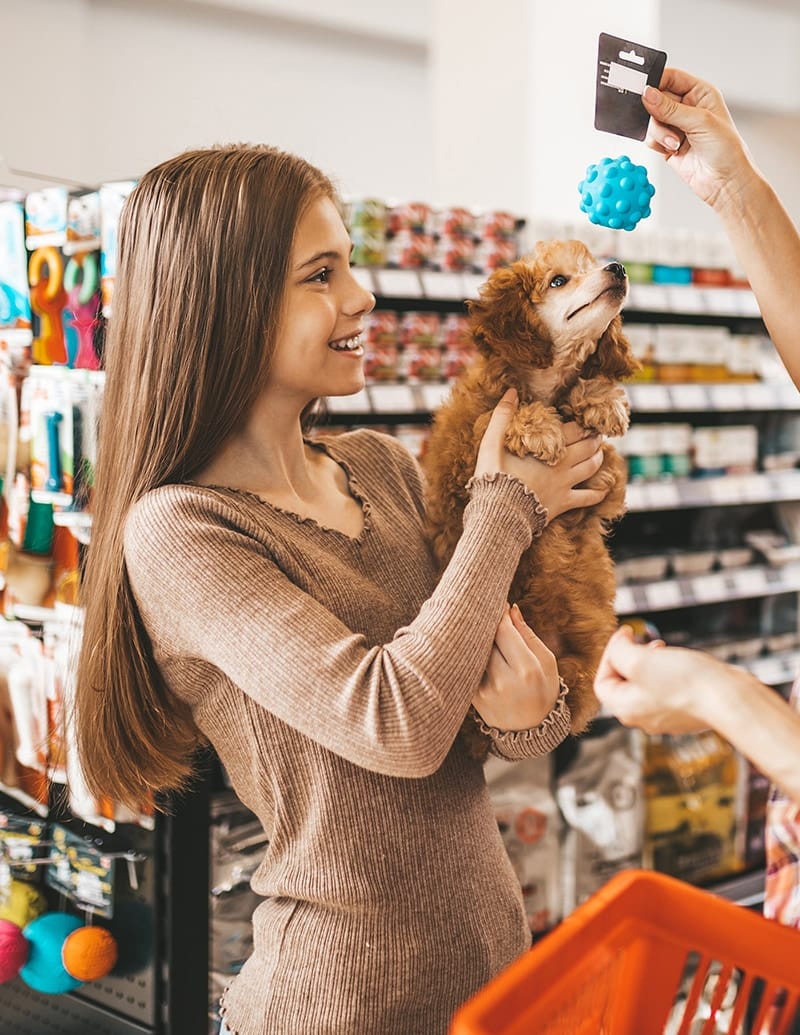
506;402;564;464
566;381;630;438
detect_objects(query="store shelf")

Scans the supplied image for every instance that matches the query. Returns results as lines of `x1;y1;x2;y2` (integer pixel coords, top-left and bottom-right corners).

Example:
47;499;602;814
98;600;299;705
325;382;450;416
327;384;799;426
625;380;799;412
745;648;800;687
625;470;800;512
357;268;761;315
626;282;762;319
705;867;767;911
615;562;800;615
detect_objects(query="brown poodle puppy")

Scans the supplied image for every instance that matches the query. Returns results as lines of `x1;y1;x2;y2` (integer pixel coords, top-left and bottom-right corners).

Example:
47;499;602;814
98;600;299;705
423;239;639;755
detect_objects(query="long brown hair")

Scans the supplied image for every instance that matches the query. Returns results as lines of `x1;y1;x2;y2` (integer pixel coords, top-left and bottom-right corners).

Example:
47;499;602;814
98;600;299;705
74;145;335;810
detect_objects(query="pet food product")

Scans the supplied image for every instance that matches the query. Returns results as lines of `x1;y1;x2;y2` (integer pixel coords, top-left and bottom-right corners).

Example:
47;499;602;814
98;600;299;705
363;341;400;382
209;792;266;1028
434;207;476;238
399;312;441;347
473;237;517;274
385;230;434;270
347;198;387;234
401;343;444;384
642;730;746;884
485;755;562;935
477;210;517;240
363;311;401;382
432;234;476;273
556;722;644;915
350;228;387;269
388;202;433;236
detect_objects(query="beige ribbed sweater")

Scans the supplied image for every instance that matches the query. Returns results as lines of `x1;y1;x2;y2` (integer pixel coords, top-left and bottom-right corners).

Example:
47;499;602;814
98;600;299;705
124;429;570;1035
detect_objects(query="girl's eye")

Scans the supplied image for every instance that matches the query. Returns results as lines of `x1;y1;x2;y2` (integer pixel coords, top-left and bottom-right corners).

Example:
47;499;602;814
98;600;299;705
549;274;568;288
309;267;332;284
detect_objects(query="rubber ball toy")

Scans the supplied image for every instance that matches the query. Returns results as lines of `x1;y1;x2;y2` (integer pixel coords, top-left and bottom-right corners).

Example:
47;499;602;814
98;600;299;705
578;156;655;231
62;925;119;982
0;879;47;929
0;919;28;982
19;913;84;994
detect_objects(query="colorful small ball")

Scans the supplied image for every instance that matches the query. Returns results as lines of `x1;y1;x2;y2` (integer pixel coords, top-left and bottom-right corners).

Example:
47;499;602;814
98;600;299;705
62;925;118;982
578;156;655;231
0;919;28;982
20;913;83;994
0;879;47;929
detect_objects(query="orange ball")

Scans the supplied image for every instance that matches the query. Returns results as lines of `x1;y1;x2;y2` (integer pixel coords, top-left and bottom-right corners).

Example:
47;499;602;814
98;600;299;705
61;926;118;982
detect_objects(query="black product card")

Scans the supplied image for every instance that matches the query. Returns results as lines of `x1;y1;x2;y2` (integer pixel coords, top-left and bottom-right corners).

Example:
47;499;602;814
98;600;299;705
595;33;667;141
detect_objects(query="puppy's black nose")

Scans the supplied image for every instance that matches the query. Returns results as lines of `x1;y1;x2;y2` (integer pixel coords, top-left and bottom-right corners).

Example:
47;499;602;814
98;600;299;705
604;261;627;280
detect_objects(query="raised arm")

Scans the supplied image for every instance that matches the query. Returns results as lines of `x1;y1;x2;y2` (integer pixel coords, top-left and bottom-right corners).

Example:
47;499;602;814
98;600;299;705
642;68;800;389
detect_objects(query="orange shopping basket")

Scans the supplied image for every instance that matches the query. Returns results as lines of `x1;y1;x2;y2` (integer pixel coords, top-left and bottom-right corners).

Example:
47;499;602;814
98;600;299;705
450;868;800;1035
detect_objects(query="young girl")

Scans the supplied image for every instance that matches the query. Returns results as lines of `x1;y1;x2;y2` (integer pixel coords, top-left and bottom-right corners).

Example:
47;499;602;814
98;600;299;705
73;144;605;1034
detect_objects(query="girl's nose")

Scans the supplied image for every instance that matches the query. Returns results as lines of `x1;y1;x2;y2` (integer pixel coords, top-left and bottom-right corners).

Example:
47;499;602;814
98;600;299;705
346;271;375;315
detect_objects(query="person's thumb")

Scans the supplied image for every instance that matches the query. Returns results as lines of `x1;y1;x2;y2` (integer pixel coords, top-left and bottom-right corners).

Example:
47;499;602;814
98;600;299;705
480;387;518;452
607;624;645;674
642;85;701;133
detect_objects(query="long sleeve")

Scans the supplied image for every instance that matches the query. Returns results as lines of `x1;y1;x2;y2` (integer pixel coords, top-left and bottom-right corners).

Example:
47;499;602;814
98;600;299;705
124;435;547;778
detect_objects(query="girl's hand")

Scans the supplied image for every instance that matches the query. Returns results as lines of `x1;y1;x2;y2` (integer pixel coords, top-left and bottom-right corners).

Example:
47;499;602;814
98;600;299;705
472;604;560;730
474;389;607;521
641;68;759;211
594;624;732;735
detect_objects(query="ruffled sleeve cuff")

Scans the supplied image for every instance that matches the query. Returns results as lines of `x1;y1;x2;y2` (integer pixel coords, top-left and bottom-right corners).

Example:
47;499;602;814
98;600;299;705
470;677;571;760
464;472;548;544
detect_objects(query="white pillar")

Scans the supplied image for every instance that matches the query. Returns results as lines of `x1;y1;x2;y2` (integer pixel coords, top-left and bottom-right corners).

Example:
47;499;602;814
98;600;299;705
431;0;663;236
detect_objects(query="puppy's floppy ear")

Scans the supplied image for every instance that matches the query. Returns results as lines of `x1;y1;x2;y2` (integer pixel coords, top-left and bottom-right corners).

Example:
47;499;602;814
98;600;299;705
466;262;553;366
583;315;641;380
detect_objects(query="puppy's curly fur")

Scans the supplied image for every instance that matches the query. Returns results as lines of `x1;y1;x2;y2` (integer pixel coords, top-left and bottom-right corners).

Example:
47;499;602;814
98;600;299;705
423;240;640;756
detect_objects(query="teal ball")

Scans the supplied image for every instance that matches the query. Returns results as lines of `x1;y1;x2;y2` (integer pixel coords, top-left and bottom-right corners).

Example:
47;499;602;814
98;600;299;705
578;156;655;231
20;913;83;994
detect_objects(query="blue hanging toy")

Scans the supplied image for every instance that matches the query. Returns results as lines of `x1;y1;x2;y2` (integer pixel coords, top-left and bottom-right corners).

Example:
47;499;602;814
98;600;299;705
578;155;655;231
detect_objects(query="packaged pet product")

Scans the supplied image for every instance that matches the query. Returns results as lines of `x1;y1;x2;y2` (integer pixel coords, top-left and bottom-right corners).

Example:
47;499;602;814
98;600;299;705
556;720;644;915
0;201;32;341
484;755;562;935
209;791;266;1031
643;731;746;884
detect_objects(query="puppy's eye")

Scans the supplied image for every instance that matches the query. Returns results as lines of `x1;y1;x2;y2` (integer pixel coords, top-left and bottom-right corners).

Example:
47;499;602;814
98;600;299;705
549;274;568;288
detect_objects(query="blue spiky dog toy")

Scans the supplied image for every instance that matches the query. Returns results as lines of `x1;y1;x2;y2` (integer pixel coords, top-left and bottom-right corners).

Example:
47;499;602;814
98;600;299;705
579;156;655;231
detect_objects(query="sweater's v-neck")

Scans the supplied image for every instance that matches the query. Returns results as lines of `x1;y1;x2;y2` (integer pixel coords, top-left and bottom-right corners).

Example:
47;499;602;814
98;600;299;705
196;436;373;544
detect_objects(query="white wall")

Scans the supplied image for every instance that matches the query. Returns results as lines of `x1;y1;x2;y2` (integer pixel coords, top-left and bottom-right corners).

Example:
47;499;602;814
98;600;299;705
1;0;433;201
1;0;799;233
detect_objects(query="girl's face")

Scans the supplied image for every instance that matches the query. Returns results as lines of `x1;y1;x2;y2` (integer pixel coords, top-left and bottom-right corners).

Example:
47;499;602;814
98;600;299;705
268;195;375;406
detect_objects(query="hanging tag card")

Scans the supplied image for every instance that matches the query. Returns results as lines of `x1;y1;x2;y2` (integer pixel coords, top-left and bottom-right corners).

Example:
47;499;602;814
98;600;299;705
46;824;116;918
595;33;667;140
0;812;48;884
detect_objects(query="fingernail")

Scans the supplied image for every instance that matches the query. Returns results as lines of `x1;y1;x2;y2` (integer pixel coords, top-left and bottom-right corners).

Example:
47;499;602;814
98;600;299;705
664;135;680;151
643;85;661;103
511;603;521;615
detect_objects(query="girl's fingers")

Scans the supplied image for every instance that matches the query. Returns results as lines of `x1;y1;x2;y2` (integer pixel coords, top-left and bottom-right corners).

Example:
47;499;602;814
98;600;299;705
564;433;602;465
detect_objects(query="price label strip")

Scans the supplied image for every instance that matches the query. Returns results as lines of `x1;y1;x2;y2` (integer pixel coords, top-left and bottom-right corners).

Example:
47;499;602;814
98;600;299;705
374;269;422;298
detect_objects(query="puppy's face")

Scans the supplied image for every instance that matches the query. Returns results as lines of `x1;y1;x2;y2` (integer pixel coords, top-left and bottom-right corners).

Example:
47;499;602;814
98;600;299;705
531;240;629;350
468;239;632;380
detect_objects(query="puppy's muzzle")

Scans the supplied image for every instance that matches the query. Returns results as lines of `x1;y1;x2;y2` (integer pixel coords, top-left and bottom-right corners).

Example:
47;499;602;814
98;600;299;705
603;261;627;281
